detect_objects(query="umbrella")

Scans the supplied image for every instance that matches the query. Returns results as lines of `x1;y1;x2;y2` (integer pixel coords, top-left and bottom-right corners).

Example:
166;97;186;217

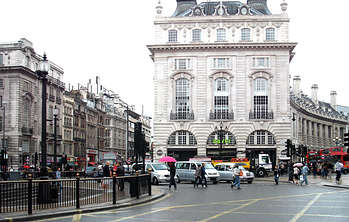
293;163;303;167
159;156;177;163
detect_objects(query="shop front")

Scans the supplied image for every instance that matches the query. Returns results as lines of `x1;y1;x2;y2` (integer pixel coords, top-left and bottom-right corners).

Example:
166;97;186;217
206;148;237;161
167;148;197;161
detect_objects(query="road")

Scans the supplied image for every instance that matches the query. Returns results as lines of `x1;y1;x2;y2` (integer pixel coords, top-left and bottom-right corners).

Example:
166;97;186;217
37;181;349;222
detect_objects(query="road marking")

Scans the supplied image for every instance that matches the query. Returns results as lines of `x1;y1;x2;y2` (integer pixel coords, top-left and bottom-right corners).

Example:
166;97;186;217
72;213;82;222
198;199;259;222
289;193;322;222
227;211;349;218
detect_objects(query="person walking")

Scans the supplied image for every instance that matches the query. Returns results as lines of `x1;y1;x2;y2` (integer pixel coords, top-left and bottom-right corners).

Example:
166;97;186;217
102;161;111;189
312;162;317;178
200;163;207;188
231;165;241;189
194;165;201;188
335;160;344;184
169;162;177;191
300;164;309;186
116;162;125;191
293;166;300;185
288;163;294;183
274;166;281;185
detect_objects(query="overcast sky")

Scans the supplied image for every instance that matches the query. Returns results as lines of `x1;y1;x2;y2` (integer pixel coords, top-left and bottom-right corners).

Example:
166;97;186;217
1;0;349;116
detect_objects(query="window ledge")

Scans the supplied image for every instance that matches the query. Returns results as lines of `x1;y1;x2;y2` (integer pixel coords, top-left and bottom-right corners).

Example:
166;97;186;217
239;40;253;43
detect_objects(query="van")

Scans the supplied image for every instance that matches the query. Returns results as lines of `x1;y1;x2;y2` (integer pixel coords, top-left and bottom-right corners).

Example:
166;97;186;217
176;161;220;184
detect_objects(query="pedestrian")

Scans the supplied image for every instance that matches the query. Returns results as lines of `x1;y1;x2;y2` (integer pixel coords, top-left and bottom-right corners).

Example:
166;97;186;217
300;164;309;186
231;165;241;189
312;162;317;178
116;163;125;191
102;161;111;189
293;166;300;185
335;160;344;184
194;165;201;188
56;167;61;179
169;162;177;191
200;163;207;188
288;163;294;183
274;166;281;185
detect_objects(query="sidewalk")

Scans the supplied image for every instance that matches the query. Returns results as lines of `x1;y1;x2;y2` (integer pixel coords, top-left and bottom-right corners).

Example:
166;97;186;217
254;174;349;189
0;187;166;222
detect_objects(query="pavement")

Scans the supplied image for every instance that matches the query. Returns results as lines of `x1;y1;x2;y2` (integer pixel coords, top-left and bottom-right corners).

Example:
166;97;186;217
0;187;166;222
254;174;349;189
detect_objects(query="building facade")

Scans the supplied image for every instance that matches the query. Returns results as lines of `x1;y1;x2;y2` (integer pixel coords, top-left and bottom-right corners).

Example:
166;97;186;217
0;38;64;168
149;0;296;163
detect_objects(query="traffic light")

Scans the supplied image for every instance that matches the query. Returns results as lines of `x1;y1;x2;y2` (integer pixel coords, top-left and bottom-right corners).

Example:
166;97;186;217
291;144;296;155
296;145;302;156
134;122;143;155
344;132;349;150
285;139;292;157
145;141;150;153
302;145;308;157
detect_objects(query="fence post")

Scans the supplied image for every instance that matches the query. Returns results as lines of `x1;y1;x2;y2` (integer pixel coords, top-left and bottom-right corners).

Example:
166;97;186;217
148;174;152;196
113;172;116;205
76;173;80;209
28;174;33;215
136;174;139;199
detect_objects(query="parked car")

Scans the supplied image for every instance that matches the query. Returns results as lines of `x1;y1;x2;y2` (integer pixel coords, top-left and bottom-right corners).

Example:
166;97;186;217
85;166;103;178
215;163;254;184
176;161;220;184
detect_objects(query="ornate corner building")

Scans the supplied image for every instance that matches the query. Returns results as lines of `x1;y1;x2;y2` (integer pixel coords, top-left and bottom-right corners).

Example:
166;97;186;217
148;0;296;163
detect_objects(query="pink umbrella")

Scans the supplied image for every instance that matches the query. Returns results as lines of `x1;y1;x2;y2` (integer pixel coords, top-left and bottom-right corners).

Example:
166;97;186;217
159;156;177;163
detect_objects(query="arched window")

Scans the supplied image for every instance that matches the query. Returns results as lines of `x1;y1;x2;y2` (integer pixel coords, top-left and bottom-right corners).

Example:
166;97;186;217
266;28;275;41
251;78;271;119
207;130;236;145
192;29;201;42
168;29;178;42
175;78;191;120
168;130;197;145
216;28;226;41
241;28;251;41
247;130;276;145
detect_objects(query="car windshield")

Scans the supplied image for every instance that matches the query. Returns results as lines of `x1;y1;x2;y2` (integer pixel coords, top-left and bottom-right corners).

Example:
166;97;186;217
86;167;95;171
152;164;169;170
203;163;214;169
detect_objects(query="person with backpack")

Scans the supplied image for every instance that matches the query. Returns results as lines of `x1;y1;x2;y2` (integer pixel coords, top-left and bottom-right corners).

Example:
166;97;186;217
300;164;309;186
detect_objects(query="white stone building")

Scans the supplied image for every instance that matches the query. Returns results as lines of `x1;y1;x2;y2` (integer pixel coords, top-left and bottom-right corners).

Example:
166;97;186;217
148;0;296;164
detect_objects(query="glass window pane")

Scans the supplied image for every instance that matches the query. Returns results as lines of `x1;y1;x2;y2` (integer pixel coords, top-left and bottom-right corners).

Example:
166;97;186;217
169;30;177;42
266;28;275;41
241;28;250;41
217;28;226;41
192;29;201;41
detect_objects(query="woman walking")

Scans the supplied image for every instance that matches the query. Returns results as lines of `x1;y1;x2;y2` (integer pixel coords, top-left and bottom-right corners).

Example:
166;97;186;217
274;166;281;185
293;166;300;185
194;165;201;188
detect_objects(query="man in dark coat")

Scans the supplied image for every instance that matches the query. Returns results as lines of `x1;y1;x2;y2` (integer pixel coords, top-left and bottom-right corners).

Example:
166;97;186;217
169;162;177;191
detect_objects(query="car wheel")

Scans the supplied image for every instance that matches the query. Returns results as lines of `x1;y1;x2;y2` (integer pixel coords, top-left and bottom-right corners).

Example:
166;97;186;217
152;177;159;185
257;169;266;177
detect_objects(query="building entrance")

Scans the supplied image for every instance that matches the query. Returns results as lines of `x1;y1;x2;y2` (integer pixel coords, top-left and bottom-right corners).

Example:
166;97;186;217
167;148;197;161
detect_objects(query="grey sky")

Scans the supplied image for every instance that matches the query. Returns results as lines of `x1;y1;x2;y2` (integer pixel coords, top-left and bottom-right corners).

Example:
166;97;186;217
1;0;348;117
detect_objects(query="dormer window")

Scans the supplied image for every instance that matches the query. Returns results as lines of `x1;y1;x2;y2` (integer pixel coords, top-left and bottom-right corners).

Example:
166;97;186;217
216;28;226;41
241;28;251;41
168;30;178;43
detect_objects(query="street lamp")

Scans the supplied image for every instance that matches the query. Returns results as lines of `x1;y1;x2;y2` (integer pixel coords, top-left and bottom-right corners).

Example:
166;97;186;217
36;53;50;178
214;121;228;160
53;106;59;169
0;99;7;175
333;137;342;147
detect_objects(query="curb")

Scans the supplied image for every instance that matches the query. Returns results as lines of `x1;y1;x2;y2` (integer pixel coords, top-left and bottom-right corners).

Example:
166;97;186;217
0;191;167;222
323;184;349;189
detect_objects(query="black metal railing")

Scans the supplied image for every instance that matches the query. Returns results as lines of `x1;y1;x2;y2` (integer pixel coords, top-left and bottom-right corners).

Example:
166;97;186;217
170;111;194;120
249;112;274;120
209;111;234;120
0;174;151;215
21;127;33;135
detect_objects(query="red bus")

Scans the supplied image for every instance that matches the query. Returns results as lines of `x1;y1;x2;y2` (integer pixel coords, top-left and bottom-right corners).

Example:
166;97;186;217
329;147;349;173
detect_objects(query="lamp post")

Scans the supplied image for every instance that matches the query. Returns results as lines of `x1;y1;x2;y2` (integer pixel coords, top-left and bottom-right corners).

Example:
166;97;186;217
215;121;227;160
1;99;7;175
333;137;341;147
53;106;59;169
36;53;50;178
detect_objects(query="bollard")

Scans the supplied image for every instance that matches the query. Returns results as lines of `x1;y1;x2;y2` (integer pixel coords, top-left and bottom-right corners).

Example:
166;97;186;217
113;171;117;205
76;173;80;209
148;174;152;196
28;173;33;215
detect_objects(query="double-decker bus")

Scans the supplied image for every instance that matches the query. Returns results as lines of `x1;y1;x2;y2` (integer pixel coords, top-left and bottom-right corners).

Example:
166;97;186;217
329;147;349;173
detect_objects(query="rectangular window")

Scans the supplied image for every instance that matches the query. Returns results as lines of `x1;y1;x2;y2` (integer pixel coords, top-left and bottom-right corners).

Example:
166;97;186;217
252;57;270;68
214;96;229;114
257;131;262;144
241;28;251;41
213;58;231;69
216;29;226;41
268;133;274;145
249;134;254;144
192;29;201;42
189;133;196;145
168;30;178;42
0;54;3;66
266;28;275;41
175;59;191;70
253;96;268;119
178;131;186;145
23;81;31;92
0;79;3;88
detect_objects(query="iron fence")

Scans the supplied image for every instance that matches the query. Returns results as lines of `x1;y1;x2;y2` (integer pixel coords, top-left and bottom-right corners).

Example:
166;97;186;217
0;174;151;215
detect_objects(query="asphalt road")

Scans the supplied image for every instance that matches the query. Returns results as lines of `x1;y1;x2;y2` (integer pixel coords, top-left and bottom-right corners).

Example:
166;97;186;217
37;181;349;222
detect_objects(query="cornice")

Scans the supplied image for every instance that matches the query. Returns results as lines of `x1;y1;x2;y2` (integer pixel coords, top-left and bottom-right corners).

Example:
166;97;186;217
0;65;37;79
147;42;297;53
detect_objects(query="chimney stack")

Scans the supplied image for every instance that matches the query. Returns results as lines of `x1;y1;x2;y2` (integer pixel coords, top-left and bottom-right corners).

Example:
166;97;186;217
311;84;318;104
293;75;301;97
331;91;337;109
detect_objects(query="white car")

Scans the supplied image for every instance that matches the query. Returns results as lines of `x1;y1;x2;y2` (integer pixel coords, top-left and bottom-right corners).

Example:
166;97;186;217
215;163;254;184
145;163;175;185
